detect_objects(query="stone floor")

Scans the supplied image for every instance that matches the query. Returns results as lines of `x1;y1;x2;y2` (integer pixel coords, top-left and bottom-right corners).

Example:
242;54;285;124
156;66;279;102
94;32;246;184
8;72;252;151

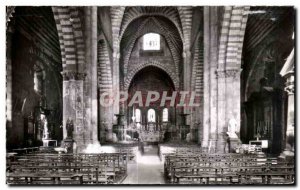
122;145;166;184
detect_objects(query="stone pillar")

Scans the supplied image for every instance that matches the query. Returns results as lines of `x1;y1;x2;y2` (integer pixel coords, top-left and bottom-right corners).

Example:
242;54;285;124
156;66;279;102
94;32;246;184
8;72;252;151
202;7;219;151
215;70;226;152
183;49;193;140
62;72;86;152
113;52;120;115
91;7;98;144
183;50;192;96
99;87;114;142
84;7;99;146
215;69;241;153
282;74;295;157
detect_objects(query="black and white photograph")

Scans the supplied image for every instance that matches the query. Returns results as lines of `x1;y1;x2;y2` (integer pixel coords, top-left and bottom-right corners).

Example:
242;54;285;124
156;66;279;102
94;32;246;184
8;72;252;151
4;2;296;186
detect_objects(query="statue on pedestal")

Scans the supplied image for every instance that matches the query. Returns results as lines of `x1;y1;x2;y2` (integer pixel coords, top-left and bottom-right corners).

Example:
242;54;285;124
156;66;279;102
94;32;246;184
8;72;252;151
227;117;239;139
226;117;241;153
35;98;51;141
66;118;74;139
41;114;49;140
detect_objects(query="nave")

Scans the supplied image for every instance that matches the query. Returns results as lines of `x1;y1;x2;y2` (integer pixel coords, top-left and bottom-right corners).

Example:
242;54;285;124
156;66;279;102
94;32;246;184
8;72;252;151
122;145;165;184
6;6;295;186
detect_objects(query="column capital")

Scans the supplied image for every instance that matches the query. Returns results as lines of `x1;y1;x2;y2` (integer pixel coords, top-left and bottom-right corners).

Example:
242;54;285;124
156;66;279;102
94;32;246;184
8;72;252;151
285;84;294;95
285;74;294;95
182;49;191;58
113;52;120;59
61;71;87;81
215;68;241;79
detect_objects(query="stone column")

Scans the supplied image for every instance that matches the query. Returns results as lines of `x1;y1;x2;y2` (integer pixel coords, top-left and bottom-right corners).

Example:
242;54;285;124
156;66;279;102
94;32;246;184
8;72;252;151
113;52;120;115
202;7;219;151
91;7;98;144
183;50;192;95
97;38;114;143
84;7;99;145
183;49;193;140
62;72;86;152
99;88;114;142
282;74;295;157
216;70;226;152
216;69;241;153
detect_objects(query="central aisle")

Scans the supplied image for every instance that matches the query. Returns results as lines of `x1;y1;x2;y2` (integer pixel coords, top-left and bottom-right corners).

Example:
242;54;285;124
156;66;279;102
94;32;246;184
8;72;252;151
122;145;166;184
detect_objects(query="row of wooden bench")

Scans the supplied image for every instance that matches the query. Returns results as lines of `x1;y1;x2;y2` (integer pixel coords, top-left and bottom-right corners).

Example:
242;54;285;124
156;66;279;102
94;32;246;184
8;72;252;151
7;153;129;185
164;153;295;185
100;144;139;162
158;144;202;161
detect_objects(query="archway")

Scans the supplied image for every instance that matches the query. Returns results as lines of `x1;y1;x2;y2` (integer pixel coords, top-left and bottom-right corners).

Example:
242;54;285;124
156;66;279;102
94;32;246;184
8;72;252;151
126;66;176;142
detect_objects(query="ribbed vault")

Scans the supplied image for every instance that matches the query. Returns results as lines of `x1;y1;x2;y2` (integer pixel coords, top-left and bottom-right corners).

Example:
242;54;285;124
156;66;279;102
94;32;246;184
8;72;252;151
9;7;62;66
120;16;183;75
119;7;183;41
124;60;180;91
110;7;126;55
177;6;193;50
244;6;294;52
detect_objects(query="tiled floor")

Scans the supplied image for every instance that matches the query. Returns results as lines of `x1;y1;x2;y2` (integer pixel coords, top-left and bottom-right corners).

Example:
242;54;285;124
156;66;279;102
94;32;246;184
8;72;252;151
122;145;166;184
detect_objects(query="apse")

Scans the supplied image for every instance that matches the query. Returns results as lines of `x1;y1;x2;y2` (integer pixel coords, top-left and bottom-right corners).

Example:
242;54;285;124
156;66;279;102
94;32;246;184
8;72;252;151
124;66;177;143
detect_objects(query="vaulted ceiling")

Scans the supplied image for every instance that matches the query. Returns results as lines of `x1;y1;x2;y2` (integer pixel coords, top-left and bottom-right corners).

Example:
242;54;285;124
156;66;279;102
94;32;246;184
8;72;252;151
120;15;183;75
11;7;62;68
117;6;193;79
119;7;184;41
244;6;294;52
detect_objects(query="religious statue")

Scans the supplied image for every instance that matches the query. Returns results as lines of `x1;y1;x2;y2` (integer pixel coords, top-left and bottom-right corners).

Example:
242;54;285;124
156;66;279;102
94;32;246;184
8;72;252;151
66;118;74;139
37;99;51;141
186;133;192;142
41;114;50;140
225;117;242;153
227;117;239;139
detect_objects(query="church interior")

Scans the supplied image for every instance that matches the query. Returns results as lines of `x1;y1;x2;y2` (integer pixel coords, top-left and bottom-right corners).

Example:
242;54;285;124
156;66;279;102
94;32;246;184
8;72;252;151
6;6;295;185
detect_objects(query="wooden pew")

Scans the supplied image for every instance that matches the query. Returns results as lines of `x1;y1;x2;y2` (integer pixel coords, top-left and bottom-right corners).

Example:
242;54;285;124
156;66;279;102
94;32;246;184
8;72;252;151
7;172;84;185
164;153;295;185
7;152;129;185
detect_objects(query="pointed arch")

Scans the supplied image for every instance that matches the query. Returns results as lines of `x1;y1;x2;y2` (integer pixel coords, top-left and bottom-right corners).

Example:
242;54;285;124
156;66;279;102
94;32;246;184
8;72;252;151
124;61;179;91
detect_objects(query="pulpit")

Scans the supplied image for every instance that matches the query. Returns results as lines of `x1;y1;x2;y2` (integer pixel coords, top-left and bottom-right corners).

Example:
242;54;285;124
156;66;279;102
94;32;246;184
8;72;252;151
113;114;125;141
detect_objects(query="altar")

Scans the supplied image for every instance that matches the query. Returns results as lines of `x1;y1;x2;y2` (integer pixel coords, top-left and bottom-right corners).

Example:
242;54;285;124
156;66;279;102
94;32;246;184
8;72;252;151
140;130;161;142
125;121;166;142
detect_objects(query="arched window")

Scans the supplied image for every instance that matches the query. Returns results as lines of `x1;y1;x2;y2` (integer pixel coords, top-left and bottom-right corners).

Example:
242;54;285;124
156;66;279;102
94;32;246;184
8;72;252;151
147;109;156;122
135;109;141;123
162;108;168;122
143;33;160;50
